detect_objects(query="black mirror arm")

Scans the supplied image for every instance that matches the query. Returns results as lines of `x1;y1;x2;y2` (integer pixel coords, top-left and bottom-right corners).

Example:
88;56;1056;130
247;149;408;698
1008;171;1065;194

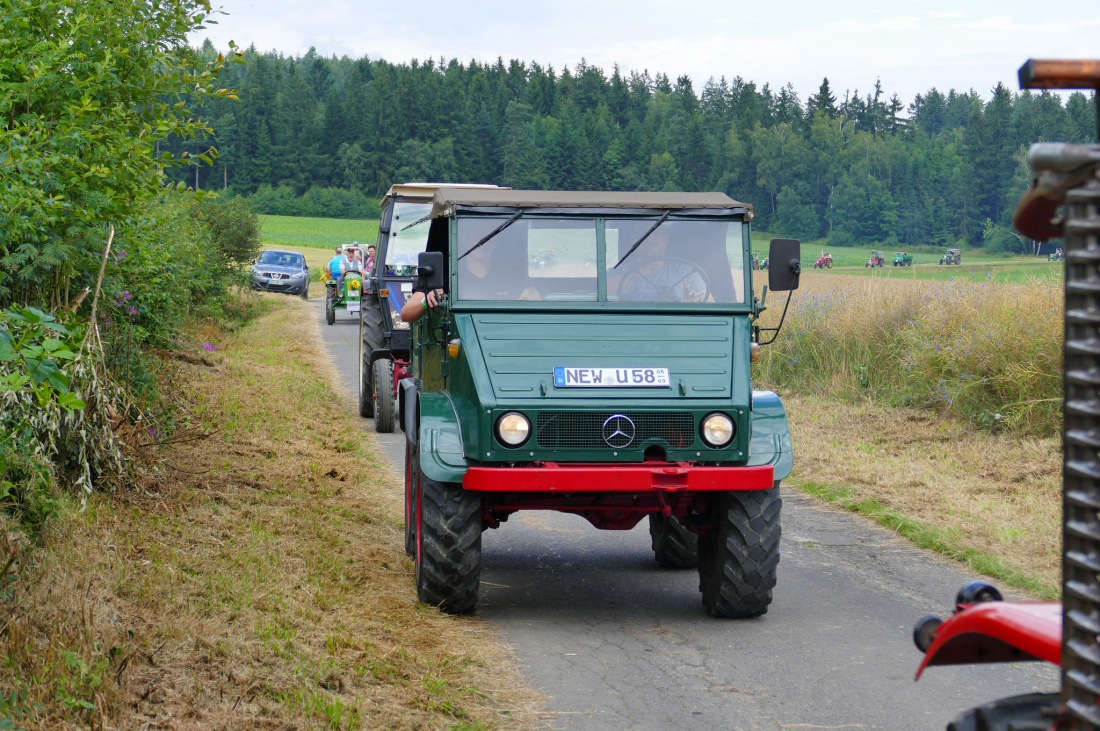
755;288;794;346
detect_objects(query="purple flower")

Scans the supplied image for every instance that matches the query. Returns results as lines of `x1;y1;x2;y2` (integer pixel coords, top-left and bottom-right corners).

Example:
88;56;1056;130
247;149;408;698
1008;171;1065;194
127;306;139;316
115;249;129;261
147;427;158;438
203;342;216;352
123;291;133;300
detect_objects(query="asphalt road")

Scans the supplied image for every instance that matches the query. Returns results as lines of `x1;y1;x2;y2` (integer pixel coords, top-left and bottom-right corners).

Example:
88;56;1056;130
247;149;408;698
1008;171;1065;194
315;298;1057;731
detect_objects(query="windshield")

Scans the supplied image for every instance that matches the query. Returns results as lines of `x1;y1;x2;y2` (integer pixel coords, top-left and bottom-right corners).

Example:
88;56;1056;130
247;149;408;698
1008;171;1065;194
454;216;746;304
385;200;433;276
257;251;304;268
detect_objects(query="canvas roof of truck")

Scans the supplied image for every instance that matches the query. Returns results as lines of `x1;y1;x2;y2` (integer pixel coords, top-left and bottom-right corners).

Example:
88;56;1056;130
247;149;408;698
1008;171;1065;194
381;182;507;202
430;188;753;217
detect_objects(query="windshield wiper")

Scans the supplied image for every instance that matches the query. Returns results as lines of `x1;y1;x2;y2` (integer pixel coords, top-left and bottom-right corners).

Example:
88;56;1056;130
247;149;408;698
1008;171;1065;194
613;210;670;269
398;212;433;233
457;211;524;261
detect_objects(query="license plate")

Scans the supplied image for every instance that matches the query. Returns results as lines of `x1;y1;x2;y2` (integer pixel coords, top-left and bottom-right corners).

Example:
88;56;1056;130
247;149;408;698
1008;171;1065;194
553;367;670;388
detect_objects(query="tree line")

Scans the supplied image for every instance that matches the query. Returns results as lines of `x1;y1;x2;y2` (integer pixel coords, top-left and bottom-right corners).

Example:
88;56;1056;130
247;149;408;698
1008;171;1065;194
174;42;1098;250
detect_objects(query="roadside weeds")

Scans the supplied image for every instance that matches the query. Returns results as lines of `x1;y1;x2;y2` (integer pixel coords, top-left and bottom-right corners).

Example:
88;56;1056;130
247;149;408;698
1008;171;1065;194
0;294;542;729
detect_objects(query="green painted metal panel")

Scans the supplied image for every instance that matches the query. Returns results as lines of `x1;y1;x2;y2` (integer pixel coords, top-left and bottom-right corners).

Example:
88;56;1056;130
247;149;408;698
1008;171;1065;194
469;313;736;401
417;391;468;483
747;390;794;482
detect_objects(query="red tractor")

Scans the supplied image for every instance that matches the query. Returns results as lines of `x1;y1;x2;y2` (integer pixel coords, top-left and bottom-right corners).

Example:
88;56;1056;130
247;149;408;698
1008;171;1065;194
913;58;1100;730
813;252;833;269
866;250;886;267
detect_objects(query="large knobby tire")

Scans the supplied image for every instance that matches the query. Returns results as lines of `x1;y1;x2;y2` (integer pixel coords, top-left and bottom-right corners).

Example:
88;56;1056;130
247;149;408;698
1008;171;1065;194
325;294;335;325
404;440;417;557
373;358;395;433
698;485;781;618
358;297;385;418
415;470;482;614
649;514;699;568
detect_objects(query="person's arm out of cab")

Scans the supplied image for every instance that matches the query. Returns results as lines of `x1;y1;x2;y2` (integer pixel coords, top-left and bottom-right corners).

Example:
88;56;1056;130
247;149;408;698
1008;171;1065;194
401;288;445;323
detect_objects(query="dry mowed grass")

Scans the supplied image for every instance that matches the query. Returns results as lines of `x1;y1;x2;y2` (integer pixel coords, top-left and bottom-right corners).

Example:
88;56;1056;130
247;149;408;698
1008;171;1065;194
0;297;541;729
762;273;1063;597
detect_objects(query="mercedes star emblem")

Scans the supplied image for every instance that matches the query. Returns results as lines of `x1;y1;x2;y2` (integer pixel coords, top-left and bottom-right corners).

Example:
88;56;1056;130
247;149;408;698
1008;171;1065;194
602;414;636;448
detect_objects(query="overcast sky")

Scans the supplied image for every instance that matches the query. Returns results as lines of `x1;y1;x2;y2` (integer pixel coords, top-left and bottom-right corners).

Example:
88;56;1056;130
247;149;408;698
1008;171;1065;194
190;0;1100;106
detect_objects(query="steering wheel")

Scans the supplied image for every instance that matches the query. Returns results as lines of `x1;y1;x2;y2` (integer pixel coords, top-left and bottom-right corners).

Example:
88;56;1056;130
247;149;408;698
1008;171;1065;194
617;257;711;302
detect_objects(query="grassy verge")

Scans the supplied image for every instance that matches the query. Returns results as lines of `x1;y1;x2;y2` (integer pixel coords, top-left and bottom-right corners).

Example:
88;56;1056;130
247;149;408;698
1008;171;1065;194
781;392;1061;599
0;295;540;729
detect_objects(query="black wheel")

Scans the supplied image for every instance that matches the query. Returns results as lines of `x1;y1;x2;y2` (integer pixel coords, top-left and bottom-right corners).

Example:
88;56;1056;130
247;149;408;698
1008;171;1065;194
373;358;395;433
956;581;1003;605
649;514;698;568
698;486;781;618
912;614;943;652
947;692;1059;731
325;291;335;325
415;468;482;614
358;296;385;418
617;257;710;302
300;282;309;300
404;440;417;557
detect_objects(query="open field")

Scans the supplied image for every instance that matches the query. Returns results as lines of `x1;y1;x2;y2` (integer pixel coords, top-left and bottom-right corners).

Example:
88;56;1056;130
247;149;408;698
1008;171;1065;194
261;214;380;252
0;296;540;729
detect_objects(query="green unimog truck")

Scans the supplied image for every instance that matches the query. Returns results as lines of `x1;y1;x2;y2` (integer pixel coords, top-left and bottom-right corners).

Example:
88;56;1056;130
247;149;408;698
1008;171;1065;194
401;188;800;617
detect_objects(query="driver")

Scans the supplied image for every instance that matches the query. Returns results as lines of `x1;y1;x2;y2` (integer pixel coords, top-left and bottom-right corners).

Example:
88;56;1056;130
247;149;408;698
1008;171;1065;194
401;232;540;323
617;227;710;303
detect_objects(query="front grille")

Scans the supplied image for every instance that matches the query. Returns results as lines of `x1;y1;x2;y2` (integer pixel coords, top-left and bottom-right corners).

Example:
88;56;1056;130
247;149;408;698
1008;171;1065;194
536;411;695;450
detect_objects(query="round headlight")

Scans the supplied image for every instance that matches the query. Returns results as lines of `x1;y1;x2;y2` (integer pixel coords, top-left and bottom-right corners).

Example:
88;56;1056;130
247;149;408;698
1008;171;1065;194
701;413;735;448
496;412;531;447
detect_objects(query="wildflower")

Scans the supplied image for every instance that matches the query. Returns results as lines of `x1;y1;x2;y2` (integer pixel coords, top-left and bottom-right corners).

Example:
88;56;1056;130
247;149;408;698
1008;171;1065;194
115;249;129;261
123;291;133;300
127;306;139;316
203;342;216;352
147;427;159;438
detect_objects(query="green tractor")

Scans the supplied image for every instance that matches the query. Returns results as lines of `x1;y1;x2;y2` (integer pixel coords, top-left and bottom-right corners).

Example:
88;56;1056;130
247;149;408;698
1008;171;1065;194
893;251;913;267
939;248;961;265
325;253;365;325
401;187;800;617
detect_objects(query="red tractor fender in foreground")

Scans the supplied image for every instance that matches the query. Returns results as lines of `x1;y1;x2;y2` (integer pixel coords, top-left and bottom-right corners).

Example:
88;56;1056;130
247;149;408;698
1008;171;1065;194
915;601;1062;680
463;462;775;493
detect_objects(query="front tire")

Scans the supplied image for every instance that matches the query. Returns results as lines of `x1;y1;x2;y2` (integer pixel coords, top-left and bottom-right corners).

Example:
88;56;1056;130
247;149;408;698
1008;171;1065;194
373;358;395;433
325;292;335;325
415;471;482;614
698;486;781;618
358;297;385;418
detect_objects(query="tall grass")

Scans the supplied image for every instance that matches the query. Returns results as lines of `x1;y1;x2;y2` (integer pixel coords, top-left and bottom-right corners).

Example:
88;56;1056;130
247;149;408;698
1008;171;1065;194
756;276;1063;435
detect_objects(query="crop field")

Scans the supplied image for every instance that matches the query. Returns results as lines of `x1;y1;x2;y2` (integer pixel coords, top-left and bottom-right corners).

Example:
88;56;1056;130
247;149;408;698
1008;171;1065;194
260;214;379;251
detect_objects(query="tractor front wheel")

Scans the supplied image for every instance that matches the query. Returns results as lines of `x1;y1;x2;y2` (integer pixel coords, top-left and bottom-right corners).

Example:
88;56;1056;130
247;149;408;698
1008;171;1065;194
649;514;699;568
373;358;395;433
698;485;781;618
325;291;336;325
415;470;482;614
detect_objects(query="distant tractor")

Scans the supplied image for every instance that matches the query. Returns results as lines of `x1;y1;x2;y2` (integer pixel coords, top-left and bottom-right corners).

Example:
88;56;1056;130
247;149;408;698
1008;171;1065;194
1049;247;1064;261
939;248;962;265
813;252;833;269
893;252;913;267
866;250;886;268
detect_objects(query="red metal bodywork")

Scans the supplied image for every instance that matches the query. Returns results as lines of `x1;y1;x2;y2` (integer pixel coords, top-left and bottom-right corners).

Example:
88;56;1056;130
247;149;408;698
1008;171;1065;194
916;602;1063;680
463;462;774;493
464;462;775;530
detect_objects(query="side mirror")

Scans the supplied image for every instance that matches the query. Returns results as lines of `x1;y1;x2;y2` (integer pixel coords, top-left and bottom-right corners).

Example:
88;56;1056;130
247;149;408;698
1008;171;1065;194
417;251;445;291
768;238;801;292
378;225;391;235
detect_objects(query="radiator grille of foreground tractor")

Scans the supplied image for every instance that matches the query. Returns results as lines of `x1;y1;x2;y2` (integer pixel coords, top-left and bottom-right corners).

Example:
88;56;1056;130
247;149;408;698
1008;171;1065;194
535;411;695;450
1063;171;1100;730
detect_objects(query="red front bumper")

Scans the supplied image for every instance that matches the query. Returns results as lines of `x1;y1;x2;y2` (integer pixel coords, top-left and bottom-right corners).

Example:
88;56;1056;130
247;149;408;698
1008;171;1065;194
462;462;775;493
